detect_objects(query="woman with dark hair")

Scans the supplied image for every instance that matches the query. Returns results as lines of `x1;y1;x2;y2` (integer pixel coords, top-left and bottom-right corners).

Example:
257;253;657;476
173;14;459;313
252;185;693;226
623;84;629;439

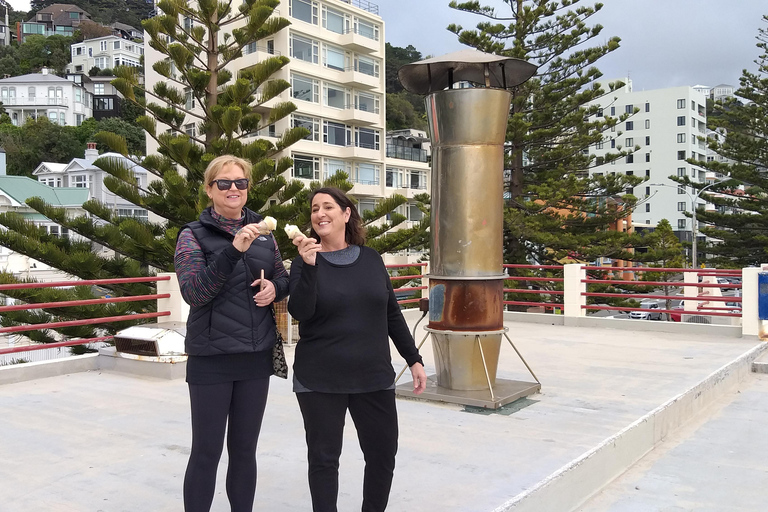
174;155;289;512
288;186;427;512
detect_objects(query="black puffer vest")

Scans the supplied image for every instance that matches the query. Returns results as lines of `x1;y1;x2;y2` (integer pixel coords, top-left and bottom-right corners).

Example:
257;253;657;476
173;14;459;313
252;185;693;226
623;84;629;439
183;208;276;356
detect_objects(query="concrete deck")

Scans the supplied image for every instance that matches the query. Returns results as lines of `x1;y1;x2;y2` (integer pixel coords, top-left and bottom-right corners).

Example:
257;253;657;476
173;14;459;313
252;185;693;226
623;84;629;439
1;315;765;512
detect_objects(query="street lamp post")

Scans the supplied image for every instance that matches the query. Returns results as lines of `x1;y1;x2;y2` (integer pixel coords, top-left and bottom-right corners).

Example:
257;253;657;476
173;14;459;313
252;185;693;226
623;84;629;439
650;178;729;268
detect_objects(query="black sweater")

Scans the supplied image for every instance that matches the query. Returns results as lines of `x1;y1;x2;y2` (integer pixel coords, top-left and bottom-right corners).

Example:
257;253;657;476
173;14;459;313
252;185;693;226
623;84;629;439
288;246;423;393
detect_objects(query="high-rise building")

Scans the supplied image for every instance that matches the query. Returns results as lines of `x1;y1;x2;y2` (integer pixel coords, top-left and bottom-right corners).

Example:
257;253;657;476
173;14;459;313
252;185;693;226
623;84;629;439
588;79;710;241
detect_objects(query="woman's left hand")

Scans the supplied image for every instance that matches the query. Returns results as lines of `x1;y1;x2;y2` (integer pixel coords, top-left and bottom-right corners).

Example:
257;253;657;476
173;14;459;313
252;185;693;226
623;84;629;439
252;278;276;307
410;362;427;395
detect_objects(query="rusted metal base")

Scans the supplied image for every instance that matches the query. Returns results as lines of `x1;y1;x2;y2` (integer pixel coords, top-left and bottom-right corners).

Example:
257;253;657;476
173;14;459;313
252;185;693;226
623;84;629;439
396;375;540;409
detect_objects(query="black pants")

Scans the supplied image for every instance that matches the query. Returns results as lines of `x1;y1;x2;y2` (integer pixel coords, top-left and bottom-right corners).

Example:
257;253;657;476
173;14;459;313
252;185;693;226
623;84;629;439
183;377;270;512
296;389;399;512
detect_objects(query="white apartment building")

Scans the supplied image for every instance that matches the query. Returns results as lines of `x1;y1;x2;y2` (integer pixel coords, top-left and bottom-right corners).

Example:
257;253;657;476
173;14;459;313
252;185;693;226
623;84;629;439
67;35;144;74
588;79;709;239
144;0;429;261
0;69;92;126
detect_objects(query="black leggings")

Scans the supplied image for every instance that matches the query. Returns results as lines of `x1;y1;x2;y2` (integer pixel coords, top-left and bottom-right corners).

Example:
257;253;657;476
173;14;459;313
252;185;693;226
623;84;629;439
183;377;270;512
296;389;399;512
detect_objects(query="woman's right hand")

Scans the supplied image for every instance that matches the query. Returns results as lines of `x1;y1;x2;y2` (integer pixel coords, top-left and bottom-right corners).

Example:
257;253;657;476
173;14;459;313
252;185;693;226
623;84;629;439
293;234;321;266
232;223;262;253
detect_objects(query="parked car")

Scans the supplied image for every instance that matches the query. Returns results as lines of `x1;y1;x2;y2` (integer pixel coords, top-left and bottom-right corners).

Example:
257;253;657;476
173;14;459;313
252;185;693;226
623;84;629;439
670;305;684;322
629;300;662;320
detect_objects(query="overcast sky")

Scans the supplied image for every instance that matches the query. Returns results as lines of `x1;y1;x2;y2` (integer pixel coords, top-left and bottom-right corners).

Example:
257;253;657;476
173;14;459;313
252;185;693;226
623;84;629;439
381;0;768;91
6;0;765;90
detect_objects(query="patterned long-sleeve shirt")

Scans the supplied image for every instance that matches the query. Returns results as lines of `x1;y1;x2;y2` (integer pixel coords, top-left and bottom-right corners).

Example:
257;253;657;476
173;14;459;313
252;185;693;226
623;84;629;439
174;210;288;307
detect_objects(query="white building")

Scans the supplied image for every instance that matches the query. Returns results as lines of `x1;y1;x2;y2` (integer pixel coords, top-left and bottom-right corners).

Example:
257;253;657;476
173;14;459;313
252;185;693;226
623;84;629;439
0;69;92;126
67;35;144;74
33;143;149;222
588;79;709;239
144;0;429;262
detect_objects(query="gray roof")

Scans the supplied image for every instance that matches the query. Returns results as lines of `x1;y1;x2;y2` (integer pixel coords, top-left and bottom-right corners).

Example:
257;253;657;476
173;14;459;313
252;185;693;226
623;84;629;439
0;176;88;206
0;72;71;84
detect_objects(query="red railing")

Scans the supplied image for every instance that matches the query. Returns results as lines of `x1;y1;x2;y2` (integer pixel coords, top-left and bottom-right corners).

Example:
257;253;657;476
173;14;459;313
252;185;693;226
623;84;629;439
386;263;427;305
582;266;742;320
0;276;171;356
503;264;565;311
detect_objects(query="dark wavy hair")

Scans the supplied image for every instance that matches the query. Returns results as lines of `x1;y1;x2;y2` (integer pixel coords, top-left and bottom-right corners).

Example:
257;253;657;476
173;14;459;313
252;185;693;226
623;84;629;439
308;187;366;246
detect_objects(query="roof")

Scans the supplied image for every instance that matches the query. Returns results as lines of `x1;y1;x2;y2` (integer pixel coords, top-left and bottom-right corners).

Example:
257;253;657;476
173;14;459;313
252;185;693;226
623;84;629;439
0;72;72;84
33;163;68;175
110;22;142;34
0;176;88;206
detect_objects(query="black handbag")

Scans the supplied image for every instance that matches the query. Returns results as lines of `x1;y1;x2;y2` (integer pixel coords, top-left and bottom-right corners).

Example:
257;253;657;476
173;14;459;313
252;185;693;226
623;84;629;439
271;307;288;379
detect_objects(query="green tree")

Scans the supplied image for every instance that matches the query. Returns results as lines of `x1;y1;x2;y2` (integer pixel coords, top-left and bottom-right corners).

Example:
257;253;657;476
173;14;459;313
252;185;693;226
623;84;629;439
385;43;428;131
17;35;74;74
634;219;685;318
691;15;768;268
0;0;427;349
0;117;85;177
448;0;641;266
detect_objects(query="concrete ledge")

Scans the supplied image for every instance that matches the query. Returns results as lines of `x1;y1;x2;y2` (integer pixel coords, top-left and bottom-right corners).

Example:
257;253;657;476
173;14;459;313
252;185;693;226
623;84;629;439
564;315;742;337
504;311;565;325
492;341;768;512
0;353;100;385
97;347;187;380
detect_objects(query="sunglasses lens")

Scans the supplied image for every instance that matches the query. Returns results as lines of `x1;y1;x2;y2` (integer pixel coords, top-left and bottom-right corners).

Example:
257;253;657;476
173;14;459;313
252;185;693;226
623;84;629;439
213;179;249;190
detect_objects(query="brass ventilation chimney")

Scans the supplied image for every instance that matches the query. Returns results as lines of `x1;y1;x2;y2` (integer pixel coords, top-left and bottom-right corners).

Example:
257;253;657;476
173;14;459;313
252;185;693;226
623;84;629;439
396;50;540;408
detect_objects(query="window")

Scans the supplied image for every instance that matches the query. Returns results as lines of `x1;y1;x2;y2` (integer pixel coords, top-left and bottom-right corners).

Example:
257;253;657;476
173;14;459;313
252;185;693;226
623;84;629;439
100;41;107;51
625;138;633;147
625;121;633;130
94;56;109;69
645;102;650;112
645;153;650;162
355;163;379;185
645;169;650;177
691;117;696;127
114;40;121;50
355;127;379;149
610;139;615;149
75;114;84;126
357;199;375;216
291;74;318;103
28;87;35;98
290;34;318;64
677;99;685;108
69;11;79;19
386;167;403;188
324;45;346;71
94;97;114;110
409;170;427;189
355;55;378;77
323;158;349;179
677;150;686;160
183;17;193;31
293;114;319;141
645;186;650;196
677;116;685;126
408;202;423;221
645;119;650;129
184;87;195;109
355;18;378;40
184;123;196;137
610;106;615;116
645;136;650;145
678;202;686;211
59;112;65;125
677;167;686;177
324;121;348;146
72;175;88;188
597;108;603;117
645;203;650;212
678;186;686;195
677;133;686;143
678;219;686;229
625;104;633;114
626;154;633;163
626;170;634;176
323;6;345;34
596;141;603;150
293;154;319;179
324;82;346;108
291;0;318;24
356;92;378;113
691;100;695;110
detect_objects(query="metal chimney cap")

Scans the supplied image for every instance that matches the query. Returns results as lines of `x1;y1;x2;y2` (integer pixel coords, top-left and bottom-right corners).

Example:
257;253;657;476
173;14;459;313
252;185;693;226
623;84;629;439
398;49;537;95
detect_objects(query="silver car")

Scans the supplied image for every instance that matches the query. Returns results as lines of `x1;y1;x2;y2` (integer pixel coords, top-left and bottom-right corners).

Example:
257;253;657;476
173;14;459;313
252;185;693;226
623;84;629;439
629;301;662;320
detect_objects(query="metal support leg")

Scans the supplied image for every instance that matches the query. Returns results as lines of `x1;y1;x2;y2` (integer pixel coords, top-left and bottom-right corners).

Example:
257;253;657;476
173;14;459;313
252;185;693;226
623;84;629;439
503;331;540;385
476;334;497;402
395;331;431;384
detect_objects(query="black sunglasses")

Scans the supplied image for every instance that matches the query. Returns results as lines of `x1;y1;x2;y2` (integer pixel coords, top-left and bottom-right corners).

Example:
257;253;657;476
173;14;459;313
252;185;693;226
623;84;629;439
210;178;249;191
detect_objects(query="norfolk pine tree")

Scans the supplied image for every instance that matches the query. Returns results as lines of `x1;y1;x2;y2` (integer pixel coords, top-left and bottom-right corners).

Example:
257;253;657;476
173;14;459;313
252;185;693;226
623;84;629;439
686;15;768;268
448;0;644;309
0;0;427;348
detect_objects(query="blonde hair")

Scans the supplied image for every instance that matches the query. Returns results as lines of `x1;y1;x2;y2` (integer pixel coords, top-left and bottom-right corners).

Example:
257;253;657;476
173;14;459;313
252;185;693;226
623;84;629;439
203;155;253;206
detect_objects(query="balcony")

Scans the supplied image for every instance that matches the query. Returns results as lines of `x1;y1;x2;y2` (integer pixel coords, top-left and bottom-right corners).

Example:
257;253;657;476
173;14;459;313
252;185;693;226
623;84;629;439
339;0;379;15
4;97;71;108
339;29;379;54
338;104;380;126
339;67;379;90
386;144;428;163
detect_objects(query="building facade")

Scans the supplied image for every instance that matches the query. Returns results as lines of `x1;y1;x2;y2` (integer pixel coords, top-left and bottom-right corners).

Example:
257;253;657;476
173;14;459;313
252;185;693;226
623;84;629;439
588;79;710;242
18;3;90;42
67;35;144;74
144;0;429;262
0;69;92;126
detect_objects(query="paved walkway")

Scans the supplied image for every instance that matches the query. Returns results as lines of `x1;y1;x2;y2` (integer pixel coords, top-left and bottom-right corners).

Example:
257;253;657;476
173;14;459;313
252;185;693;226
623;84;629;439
578;372;768;512
0;318;762;511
